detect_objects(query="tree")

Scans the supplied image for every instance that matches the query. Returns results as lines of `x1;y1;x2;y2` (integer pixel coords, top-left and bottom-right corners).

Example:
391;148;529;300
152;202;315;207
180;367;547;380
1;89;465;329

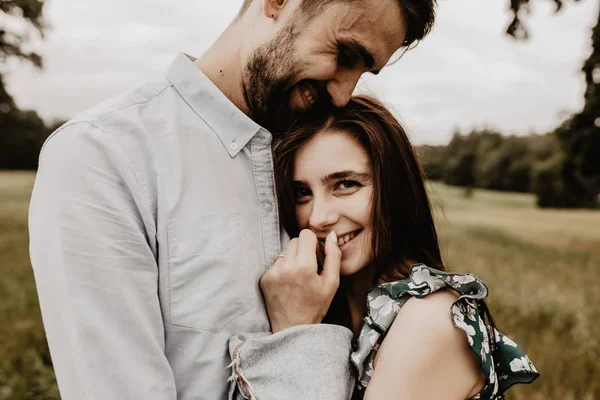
418;144;447;180
1;0;46;108
0;109;48;169
506;0;582;39
508;0;600;207
554;6;600;207
1;1;45;61
445;151;476;189
1;0;49;170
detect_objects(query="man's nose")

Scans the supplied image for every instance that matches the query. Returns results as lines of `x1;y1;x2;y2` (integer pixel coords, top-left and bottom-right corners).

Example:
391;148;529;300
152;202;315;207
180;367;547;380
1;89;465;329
326;69;363;108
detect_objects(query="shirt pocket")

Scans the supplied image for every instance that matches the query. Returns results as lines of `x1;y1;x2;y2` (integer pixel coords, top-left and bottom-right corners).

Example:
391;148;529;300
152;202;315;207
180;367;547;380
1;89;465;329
167;213;254;331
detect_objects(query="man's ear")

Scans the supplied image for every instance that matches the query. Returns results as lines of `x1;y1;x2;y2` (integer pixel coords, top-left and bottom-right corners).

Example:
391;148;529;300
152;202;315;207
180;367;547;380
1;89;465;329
262;0;288;20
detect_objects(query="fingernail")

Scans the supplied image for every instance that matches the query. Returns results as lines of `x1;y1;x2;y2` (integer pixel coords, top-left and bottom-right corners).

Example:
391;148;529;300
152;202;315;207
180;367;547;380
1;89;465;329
329;231;337;243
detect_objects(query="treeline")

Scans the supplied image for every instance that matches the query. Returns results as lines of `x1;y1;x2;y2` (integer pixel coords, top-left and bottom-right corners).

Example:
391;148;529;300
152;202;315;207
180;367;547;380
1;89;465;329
417;129;573;207
0;106;62;170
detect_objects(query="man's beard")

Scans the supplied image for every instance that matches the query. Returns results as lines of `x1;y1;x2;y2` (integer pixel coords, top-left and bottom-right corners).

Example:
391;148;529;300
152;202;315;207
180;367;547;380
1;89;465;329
241;23;303;135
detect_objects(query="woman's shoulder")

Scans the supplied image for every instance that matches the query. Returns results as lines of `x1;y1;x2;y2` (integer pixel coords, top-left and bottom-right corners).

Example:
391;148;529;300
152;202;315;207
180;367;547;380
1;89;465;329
380;288;462;353
351;264;540;400
367;290;486;399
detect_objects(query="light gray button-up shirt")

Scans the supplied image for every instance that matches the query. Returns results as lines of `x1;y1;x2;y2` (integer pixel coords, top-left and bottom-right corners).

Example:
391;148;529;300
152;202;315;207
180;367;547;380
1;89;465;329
29;53;292;399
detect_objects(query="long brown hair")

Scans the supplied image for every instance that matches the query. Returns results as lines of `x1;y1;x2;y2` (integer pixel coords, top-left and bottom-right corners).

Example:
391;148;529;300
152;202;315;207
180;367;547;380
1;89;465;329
274;95;445;283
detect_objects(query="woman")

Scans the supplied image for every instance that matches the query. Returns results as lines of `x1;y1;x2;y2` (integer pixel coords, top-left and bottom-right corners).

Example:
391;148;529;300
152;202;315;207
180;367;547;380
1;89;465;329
270;95;539;399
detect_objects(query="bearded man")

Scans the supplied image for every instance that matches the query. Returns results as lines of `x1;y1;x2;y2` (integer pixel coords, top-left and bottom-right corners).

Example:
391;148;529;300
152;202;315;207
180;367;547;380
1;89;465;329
29;0;435;399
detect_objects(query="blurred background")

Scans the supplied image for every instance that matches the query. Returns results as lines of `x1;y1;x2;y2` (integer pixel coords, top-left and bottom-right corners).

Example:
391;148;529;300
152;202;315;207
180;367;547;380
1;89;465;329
1;0;599;399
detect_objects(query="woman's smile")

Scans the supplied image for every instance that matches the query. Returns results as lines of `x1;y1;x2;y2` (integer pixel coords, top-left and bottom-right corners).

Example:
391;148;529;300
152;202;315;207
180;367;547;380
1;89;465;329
338;229;363;249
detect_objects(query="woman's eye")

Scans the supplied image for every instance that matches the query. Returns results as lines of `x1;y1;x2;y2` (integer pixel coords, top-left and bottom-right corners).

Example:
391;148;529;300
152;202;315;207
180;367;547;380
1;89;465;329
293;186;312;201
336;180;361;191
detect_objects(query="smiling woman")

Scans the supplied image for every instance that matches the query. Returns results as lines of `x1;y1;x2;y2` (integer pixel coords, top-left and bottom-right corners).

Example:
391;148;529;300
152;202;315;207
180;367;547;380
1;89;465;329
275;95;444;282
292;132;374;276
272;95;539;400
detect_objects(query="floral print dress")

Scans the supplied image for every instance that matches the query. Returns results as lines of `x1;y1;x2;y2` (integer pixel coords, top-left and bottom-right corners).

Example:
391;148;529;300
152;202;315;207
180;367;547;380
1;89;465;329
350;264;539;400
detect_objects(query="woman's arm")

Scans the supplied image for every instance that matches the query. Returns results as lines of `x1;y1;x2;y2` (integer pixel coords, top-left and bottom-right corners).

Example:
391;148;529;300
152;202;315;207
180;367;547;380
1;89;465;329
228;325;355;400
364;290;485;400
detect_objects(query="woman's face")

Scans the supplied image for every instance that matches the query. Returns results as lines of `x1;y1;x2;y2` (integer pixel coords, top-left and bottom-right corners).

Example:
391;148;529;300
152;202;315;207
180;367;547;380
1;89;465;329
292;130;374;276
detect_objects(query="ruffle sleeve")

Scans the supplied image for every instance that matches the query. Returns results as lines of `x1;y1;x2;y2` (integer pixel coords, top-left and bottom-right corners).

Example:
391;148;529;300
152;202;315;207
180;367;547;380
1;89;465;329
350;264;539;400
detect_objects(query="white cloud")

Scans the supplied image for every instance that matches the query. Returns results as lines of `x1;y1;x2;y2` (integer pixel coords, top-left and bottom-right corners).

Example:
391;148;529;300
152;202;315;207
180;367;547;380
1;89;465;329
5;0;599;143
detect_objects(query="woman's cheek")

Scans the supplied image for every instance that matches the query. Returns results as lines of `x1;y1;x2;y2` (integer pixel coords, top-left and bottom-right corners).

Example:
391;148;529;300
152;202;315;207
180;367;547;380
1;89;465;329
295;207;309;229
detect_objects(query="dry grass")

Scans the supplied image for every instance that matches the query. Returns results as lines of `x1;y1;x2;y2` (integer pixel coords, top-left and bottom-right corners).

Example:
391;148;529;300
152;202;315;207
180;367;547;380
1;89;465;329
0;171;59;399
430;182;600;400
0;172;598;399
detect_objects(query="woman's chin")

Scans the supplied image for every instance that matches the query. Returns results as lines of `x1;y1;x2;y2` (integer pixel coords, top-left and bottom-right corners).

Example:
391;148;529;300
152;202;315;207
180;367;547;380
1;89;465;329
339;260;368;277
339;267;357;277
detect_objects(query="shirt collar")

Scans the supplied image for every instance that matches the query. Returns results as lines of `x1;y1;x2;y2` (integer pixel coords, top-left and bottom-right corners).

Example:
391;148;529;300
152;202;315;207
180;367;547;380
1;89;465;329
165;53;264;157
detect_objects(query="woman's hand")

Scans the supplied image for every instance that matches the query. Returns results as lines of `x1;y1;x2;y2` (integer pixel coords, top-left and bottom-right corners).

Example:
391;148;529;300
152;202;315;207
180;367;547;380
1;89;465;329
260;229;341;333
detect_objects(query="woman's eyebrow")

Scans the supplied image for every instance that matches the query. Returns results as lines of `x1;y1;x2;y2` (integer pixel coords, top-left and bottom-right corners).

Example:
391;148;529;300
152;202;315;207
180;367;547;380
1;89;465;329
322;170;371;182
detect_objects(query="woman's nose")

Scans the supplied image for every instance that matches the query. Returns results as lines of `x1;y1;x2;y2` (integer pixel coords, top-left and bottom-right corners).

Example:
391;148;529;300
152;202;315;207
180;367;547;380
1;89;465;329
308;199;339;231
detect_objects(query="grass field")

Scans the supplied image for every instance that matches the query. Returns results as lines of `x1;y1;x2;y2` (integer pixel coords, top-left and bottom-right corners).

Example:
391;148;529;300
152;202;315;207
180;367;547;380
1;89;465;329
1;171;599;399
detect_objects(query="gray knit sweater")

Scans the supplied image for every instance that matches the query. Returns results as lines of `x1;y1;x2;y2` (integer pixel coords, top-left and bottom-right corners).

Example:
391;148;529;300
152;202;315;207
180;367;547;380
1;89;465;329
228;324;355;400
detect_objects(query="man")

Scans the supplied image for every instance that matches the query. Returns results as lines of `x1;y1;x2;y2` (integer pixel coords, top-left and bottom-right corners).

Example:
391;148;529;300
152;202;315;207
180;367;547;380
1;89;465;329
29;0;435;398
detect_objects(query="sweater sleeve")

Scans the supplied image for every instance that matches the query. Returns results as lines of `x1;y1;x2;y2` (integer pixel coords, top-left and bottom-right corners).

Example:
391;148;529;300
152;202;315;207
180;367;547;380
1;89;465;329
228;324;355;400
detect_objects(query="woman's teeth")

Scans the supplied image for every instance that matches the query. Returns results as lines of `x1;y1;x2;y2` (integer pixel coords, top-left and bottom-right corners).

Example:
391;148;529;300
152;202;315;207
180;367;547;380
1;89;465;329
338;231;358;246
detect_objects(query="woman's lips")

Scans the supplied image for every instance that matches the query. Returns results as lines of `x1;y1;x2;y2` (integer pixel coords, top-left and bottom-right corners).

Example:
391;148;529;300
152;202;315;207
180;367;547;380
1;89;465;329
316;229;363;250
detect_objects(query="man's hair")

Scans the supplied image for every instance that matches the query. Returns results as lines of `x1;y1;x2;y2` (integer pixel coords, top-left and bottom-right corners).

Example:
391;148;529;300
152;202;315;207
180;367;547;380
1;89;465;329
237;0;436;48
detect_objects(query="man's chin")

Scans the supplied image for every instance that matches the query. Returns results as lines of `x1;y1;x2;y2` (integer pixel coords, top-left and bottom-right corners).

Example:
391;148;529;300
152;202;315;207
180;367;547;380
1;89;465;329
259;107;295;135
262;94;321;133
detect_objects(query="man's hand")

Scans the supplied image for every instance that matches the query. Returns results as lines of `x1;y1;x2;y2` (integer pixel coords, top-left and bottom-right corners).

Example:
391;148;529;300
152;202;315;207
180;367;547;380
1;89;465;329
260;229;341;333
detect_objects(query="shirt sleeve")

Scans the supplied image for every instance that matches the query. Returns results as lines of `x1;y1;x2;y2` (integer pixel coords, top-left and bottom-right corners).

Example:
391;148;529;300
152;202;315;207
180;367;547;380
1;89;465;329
29;123;177;399
228;324;355;400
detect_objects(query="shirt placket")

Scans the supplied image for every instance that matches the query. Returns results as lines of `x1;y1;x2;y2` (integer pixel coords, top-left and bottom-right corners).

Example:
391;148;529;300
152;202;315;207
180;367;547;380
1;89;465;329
250;129;281;270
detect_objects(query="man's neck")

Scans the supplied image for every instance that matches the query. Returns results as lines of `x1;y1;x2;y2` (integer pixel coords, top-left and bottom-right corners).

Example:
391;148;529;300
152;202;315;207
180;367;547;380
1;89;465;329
194;22;250;116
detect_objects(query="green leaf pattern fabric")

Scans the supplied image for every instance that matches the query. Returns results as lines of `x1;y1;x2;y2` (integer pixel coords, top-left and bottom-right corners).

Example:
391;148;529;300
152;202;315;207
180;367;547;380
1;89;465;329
350;264;539;399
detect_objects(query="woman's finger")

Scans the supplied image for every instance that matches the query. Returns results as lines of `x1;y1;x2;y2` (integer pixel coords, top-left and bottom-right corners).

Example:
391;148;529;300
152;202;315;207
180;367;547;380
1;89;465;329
285;237;299;259
321;231;341;289
297;229;318;271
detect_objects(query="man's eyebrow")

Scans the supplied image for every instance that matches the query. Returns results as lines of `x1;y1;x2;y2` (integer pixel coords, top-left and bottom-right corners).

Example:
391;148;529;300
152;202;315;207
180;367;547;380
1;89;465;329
338;38;380;74
322;170;372;182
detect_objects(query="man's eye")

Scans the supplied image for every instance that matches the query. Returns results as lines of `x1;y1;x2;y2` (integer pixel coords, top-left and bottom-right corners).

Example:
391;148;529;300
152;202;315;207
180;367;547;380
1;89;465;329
337;47;359;67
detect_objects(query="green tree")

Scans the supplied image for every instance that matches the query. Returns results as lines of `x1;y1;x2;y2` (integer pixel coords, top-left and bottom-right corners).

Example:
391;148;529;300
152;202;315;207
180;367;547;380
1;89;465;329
554;7;600;207
445;151;476;189
1;0;49;170
509;0;600;207
0;110;49;169
1;0;46;105
476;136;530;192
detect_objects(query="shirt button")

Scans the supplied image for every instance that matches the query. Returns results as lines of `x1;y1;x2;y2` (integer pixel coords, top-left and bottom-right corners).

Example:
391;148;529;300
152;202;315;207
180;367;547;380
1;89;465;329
230;142;239;151
263;201;274;212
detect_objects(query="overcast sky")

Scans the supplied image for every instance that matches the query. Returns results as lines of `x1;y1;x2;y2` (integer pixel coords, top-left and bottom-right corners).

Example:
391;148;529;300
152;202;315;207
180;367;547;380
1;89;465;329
4;0;599;144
